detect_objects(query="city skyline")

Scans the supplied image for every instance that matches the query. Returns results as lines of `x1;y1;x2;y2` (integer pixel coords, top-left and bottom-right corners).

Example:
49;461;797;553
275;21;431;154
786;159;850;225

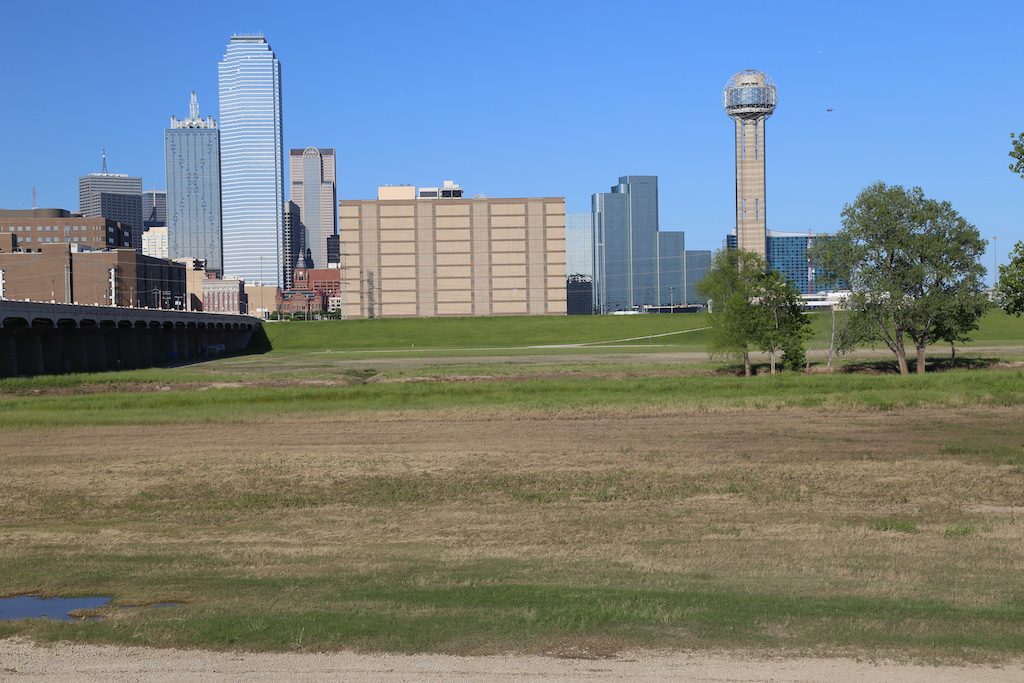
1;2;1021;284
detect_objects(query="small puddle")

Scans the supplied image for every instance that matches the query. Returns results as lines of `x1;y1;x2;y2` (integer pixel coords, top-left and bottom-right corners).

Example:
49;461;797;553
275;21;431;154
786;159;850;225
0;594;113;621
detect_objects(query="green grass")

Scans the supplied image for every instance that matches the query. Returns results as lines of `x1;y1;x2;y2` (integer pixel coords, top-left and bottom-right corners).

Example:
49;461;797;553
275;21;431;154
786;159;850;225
3;369;1024;431
870;519;920;533
262;314;712;352
3;557;1023;657
261;309;1024;354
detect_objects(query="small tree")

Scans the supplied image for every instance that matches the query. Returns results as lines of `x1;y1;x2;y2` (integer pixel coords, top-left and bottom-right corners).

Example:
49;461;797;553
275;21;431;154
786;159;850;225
696;248;765;377
933;292;991;368
754;269;811;374
807;235;861;373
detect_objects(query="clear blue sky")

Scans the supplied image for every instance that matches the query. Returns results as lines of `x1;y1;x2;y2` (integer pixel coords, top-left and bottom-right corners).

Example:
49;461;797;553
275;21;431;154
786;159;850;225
1;0;1020;282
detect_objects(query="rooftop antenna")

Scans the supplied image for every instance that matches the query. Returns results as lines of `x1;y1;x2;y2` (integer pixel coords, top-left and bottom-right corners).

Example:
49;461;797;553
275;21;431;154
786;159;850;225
32;187;37;210
101;149;108;174
189;91;200;120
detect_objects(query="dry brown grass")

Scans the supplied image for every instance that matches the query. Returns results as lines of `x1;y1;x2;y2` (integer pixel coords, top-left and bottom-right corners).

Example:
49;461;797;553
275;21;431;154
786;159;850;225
2;404;1023;612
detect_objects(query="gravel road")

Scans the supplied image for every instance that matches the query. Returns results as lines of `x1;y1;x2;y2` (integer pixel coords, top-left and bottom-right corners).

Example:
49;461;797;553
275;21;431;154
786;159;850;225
3;639;1022;682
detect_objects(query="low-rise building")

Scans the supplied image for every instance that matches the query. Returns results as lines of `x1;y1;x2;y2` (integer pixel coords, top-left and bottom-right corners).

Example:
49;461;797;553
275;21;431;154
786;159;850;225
0;208;132;251
0;241;184;308
338;184;566;318
276;288;325;315
202;276;246;314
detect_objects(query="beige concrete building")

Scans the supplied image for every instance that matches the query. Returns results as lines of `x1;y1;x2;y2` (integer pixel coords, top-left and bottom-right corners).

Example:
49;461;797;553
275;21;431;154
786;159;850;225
338;188;566;318
142;225;169;260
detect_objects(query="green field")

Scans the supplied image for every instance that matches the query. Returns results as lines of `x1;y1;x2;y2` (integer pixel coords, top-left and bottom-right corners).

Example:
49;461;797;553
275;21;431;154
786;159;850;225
1;310;1024;661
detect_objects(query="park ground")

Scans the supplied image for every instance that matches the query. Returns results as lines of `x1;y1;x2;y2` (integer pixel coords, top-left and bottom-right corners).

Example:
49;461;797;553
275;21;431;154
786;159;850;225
1;312;1024;679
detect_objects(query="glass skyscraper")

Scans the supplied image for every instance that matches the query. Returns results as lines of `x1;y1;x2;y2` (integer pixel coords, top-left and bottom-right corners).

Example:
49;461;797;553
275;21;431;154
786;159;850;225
165;92;222;272
593;176;666;312
218;35;284;287
289;147;336;270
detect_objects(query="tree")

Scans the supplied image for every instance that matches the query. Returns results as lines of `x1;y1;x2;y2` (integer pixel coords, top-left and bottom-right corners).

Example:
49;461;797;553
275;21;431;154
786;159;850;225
808;182;988;375
806;235;861;373
933;292;990;368
1011;132;1024;179
696;248;765;377
754;269;812;374
996;240;1024;317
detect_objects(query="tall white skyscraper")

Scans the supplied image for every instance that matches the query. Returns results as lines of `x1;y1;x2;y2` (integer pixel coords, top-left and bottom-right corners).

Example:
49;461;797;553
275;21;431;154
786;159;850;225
218;35;284;287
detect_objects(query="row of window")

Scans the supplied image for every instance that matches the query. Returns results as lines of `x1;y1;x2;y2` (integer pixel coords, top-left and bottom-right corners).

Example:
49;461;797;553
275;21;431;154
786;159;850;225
16;236;106;243
3;225;95;232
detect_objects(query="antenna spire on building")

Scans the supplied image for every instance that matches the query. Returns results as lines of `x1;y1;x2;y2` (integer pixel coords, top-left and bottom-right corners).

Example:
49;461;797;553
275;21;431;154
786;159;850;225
101;149;108;174
189;91;200;120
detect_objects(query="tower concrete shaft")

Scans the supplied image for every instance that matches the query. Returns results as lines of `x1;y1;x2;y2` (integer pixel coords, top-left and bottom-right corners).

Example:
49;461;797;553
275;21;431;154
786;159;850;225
734;116;767;256
723;69;776;259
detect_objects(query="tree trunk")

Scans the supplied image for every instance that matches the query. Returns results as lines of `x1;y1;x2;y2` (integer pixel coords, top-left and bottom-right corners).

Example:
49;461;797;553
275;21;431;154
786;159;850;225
916;343;927;374
826;308;837;374
743;351;751;377
770;348;777;375
950;341;956;369
895;344;910;375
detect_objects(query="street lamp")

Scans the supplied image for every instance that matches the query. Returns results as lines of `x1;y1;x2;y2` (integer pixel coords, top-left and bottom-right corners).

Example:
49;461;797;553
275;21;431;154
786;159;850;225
669;286;675;309
993;236;999;287
260;255;265;318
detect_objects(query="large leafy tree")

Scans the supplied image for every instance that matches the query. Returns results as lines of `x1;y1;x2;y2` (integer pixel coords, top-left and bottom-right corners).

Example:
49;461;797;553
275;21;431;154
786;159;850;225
696;248;765;377
1000;136;1024;317
809;182;988;375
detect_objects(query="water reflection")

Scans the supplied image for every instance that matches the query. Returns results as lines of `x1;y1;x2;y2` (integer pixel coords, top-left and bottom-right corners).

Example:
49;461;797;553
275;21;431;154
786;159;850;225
0;595;113;621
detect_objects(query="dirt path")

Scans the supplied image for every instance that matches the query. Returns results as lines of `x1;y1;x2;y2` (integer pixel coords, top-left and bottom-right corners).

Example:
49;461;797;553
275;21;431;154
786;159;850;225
3;639;1022;682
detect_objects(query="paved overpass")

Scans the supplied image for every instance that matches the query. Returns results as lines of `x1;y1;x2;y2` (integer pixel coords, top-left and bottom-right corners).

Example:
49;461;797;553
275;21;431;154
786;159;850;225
0;301;263;377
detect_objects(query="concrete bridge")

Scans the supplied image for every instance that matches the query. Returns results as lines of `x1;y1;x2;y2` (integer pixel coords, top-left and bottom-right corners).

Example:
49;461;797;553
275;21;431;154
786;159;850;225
0;300;263;377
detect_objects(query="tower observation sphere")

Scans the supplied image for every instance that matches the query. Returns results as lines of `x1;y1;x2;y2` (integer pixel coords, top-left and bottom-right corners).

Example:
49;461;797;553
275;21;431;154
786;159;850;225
723;70;777;258
723;70;778;121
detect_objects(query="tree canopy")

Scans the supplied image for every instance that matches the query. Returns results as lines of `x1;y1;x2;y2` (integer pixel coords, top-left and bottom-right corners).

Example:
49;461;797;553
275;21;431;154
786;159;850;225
808;182;988;374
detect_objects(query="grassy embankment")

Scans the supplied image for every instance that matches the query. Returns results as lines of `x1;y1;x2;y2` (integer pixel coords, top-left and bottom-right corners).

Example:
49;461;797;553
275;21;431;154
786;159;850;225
1;311;1023;659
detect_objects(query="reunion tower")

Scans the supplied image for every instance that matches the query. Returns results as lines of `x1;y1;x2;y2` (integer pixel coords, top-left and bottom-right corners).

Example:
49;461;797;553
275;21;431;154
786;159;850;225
723;70;778;257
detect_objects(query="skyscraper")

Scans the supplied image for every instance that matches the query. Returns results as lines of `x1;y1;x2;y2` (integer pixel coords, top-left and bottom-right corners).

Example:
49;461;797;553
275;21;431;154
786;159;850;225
79;153;143;252
289;147;336;270
723;70;778;257
593;176;661;313
218;35;284;287
142;190;167;229
165;91;222;272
